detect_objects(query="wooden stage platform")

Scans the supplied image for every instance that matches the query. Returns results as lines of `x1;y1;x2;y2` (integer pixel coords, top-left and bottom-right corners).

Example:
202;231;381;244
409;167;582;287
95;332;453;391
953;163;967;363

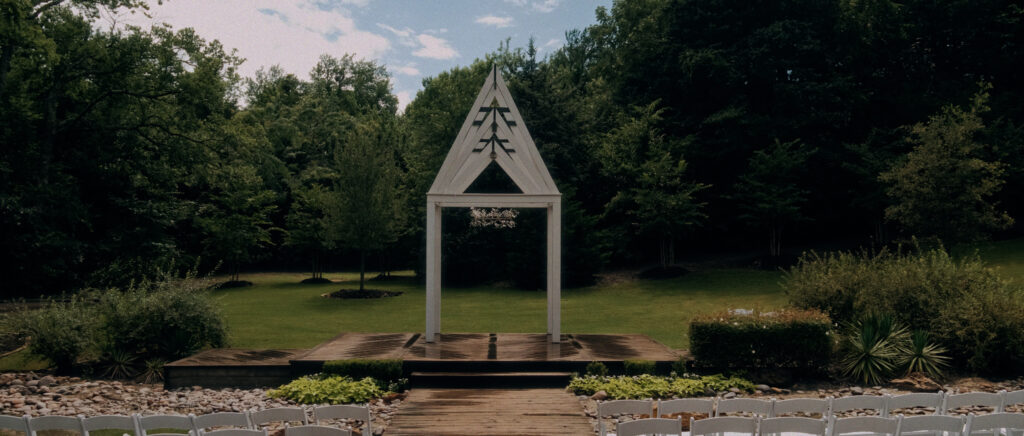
166;333;681;388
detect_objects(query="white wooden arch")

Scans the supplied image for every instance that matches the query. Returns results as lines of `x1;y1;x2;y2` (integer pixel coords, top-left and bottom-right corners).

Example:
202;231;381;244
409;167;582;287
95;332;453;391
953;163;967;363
425;66;562;343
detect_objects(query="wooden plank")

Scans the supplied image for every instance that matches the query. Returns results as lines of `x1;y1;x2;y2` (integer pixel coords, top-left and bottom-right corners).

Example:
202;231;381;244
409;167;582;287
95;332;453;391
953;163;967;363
386;388;593;435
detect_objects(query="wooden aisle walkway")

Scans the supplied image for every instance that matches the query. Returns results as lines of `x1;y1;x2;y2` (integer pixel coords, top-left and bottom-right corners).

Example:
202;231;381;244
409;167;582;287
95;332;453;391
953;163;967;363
386;388;594;435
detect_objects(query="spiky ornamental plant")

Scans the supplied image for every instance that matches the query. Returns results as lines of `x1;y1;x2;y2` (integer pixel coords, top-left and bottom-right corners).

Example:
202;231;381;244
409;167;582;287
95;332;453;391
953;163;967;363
840;313;909;385
900;330;951;379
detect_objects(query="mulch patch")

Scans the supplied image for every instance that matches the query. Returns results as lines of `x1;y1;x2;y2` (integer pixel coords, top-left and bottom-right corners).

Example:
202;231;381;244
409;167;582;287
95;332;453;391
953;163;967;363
300;277;333;284
638;265;690;279
323;289;403;299
213;280;253;289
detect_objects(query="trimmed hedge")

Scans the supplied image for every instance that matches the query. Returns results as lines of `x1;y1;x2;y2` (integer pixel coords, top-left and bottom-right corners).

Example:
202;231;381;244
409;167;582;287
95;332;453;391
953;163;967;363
623;359;657;375
690;309;832;371
323;359;403;383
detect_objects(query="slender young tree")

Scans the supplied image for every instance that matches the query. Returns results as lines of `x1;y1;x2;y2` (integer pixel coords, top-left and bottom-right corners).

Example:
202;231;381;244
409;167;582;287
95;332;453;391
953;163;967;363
880;84;1013;242
326;119;405;291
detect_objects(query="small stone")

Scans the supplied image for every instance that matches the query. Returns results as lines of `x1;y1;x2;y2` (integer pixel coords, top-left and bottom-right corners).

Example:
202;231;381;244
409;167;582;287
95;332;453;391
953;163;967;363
11;379;24;386
851;387;864;395
591;390;608;401
38;376;56;387
26;380;39;387
724;392;737;399
755;384;771;392
729;387;742;394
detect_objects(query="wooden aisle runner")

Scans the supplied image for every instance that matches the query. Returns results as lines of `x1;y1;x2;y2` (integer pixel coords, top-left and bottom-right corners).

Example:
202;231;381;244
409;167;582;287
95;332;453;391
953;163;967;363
386;388;594;435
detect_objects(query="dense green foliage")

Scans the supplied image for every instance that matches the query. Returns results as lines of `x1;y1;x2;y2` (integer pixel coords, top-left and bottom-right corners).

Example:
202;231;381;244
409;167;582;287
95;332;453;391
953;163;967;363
8;273;226;374
567;373;755;400
785;246;1024;374
690;309;832;372
94;275;228;362
268;375;386;404
322;359;404;388
623;359;658;376
15;296;95;373
4;0;1024;297
585;361;610;376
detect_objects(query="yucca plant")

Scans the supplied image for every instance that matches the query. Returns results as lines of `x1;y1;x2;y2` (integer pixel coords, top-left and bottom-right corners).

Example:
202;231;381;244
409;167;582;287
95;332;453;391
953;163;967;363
839;313;908;385
899;330;951;379
140;358;166;384
99;348;137;379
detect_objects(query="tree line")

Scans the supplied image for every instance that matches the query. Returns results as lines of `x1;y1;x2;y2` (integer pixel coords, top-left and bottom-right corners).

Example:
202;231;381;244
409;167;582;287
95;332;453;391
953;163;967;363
2;0;1022;297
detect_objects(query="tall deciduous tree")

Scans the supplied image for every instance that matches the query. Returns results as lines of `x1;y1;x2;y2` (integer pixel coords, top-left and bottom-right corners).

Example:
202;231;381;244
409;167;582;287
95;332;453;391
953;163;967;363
600;103;708;267
326;119;405;291
880;85;1013;242
733;138;816;257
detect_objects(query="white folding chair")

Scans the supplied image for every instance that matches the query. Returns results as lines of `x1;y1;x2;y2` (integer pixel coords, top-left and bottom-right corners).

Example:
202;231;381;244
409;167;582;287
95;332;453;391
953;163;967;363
28;416;85;436
311;405;370;436
618;417;683;436
716;398;773;417
1003;390;1024;413
249;408;309;429
690;416;759;436
759;417;827;436
202;430;266;436
192;413;251;435
658;398;715;418
81;415;140;436
828;416;901;436
284;425;351;436
832;396;888;417
886;393;945;417
1;415;31;435
897;414;965;436
136;414;197;436
597;400;655;436
772;398;831;418
943;392;1004;416
964;413;1024;436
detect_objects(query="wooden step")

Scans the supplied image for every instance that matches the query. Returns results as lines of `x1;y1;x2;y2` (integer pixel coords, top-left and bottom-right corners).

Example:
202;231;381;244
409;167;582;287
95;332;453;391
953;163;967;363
409;371;573;388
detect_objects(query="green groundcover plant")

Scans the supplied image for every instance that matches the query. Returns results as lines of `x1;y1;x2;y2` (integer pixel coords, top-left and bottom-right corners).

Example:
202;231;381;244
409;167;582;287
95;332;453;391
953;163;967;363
568;373;755;400
269;374;389;404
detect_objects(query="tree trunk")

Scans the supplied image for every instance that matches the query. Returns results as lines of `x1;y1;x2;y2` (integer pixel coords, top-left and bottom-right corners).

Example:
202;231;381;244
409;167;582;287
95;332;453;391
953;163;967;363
0;43;12;100
359;250;366;292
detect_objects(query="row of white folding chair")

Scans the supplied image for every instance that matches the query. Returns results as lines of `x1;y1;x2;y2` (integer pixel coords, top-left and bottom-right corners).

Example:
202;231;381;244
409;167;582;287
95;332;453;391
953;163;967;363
662;390;1020;418
610;410;1024;436
0;406;370;436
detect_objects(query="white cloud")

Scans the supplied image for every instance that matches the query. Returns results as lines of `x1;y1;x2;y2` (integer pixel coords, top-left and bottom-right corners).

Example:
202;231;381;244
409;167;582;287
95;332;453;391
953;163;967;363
377;23;412;38
392;63;420;76
538;37;561;52
475;15;514;28
503;0;560;12
412;34;458;60
105;1;391;80
396;90;412;113
533;0;560;13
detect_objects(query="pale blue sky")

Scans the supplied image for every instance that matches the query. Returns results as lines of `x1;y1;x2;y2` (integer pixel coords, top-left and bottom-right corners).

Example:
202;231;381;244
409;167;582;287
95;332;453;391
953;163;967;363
105;0;611;110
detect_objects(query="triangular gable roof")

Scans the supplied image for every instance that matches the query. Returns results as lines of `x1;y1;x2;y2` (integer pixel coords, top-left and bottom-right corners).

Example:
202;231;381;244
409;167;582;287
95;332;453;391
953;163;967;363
428;66;559;196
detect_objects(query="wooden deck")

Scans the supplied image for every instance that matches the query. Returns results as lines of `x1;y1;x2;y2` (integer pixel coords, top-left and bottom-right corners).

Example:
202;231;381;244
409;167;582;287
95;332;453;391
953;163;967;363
166;333;681;388
385;388;593;436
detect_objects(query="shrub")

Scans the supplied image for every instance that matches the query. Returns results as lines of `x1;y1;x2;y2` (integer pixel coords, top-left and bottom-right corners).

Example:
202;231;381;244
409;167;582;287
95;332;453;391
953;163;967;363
15;296;95;373
784;245;1024;374
624;359;657;375
567;373;753;399
323;359;403;388
585;361;609;376
690;309;832;372
268;375;386;404
95;274;227;362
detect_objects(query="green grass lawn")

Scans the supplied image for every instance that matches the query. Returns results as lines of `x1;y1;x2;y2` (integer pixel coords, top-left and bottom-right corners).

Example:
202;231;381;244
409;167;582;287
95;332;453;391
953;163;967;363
4;237;1022;371
216;268;785;350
